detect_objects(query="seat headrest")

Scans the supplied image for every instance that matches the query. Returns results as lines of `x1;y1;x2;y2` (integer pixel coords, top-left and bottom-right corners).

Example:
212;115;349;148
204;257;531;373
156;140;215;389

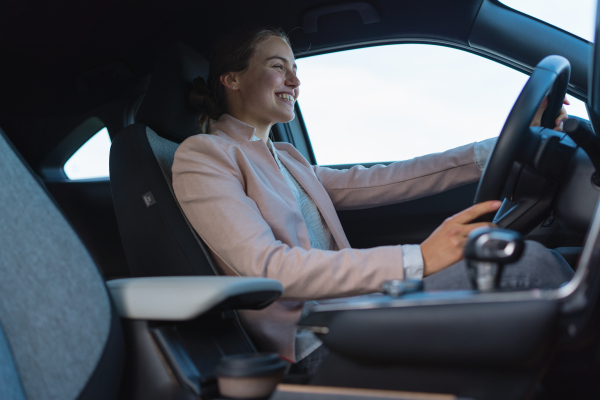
135;42;209;143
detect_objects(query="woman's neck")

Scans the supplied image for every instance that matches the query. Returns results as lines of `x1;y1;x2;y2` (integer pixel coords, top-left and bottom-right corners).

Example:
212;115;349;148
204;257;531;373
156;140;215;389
227;111;273;143
252;126;271;143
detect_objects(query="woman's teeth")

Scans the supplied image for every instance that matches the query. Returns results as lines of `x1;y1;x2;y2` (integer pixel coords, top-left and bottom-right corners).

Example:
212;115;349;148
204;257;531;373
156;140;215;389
277;93;294;102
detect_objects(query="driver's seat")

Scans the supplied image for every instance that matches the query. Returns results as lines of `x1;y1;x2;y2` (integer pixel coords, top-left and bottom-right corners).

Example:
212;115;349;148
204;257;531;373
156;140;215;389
110;42;217;278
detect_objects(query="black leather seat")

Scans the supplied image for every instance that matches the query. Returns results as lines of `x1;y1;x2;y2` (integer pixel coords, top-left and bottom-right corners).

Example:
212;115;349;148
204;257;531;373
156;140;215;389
110;42;216;278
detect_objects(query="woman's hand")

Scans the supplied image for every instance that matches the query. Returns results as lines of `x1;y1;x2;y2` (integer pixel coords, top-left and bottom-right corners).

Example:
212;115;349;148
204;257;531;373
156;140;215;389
530;96;570;131
420;200;501;276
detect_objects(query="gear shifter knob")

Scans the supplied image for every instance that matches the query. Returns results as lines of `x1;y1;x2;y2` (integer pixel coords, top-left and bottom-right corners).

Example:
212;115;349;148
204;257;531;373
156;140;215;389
464;227;524;292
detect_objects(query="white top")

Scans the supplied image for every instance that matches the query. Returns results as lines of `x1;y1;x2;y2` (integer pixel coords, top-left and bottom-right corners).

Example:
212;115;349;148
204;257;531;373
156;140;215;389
268;139;335;251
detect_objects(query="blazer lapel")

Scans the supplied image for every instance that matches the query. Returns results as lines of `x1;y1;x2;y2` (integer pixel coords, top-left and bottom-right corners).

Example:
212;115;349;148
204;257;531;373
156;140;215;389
241;141;300;213
276;150;351;250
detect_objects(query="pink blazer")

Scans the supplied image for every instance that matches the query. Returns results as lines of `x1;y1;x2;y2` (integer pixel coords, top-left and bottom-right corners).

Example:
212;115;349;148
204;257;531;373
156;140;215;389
172;114;482;360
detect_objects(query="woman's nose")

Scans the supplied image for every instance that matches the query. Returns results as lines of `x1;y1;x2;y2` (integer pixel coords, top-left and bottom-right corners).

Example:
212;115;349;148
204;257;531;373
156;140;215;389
286;72;300;88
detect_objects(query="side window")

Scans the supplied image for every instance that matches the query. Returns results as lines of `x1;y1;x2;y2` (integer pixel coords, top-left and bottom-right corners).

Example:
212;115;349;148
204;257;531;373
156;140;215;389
295;44;588;166
63;127;111;180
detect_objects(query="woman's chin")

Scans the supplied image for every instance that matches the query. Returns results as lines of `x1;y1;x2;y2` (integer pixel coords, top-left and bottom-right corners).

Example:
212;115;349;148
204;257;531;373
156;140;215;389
278;110;296;123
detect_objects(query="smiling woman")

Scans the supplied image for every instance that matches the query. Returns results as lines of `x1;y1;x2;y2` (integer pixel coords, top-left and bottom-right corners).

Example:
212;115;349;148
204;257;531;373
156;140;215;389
170;25;574;373
189;26;296;135
217;36;300;141
5;0;600;396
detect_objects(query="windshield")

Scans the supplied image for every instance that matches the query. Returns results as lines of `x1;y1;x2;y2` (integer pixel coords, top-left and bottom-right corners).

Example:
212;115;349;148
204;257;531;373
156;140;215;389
500;0;596;41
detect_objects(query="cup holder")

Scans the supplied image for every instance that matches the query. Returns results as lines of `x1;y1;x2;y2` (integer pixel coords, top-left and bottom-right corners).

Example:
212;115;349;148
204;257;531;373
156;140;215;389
216;353;287;398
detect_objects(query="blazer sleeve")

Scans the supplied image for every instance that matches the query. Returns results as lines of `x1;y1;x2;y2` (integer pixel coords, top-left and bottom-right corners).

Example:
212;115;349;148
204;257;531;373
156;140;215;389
312;142;482;210
172;136;404;301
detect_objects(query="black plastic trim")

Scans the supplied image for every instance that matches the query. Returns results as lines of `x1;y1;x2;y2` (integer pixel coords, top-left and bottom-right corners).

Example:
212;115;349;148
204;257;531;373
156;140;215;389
469;0;588;97
150;313;256;398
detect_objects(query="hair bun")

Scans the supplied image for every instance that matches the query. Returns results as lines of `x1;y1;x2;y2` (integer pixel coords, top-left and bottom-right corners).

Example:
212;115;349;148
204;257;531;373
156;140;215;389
190;75;215;113
190;75;221;132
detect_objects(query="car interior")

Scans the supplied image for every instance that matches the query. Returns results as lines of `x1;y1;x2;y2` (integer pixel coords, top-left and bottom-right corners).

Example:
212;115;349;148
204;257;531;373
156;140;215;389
3;0;600;399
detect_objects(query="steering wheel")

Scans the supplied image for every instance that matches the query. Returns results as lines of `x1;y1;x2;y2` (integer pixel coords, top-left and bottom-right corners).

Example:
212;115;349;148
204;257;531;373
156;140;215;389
474;55;571;232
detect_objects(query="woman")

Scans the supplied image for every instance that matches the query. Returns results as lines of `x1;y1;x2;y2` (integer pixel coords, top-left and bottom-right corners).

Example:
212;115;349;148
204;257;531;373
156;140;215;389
172;26;573;372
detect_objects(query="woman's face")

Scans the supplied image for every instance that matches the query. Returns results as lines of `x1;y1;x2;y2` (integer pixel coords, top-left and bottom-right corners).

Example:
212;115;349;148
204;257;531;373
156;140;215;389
227;35;300;130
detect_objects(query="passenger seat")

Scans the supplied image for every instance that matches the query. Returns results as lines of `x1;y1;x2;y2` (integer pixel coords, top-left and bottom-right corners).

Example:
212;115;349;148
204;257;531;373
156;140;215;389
0;126;282;399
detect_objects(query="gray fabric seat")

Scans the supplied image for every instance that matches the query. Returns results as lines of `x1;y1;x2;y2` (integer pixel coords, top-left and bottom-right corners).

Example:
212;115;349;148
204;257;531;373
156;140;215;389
0;127;124;400
0;125;279;400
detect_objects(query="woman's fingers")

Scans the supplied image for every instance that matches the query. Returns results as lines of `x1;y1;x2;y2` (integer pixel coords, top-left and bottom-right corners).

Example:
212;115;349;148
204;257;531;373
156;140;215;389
554;102;570;131
451;200;502;224
531;96;570;129
461;221;498;234
420;201;501;276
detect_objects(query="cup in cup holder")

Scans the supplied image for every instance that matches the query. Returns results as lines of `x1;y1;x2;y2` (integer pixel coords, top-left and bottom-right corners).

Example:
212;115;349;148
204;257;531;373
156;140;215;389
215;353;287;398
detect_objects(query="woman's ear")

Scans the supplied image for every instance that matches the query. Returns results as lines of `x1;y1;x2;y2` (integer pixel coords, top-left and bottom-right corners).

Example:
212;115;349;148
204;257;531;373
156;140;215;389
220;72;239;90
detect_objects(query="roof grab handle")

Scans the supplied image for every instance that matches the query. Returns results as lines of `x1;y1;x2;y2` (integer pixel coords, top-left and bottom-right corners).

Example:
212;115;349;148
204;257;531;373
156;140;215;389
303;1;380;34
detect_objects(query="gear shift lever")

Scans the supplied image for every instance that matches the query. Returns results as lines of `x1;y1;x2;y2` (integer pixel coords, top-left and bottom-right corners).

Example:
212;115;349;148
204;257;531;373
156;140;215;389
464;227;525;292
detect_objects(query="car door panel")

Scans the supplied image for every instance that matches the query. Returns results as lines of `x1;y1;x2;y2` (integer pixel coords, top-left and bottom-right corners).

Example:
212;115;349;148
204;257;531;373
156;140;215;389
337;181;478;248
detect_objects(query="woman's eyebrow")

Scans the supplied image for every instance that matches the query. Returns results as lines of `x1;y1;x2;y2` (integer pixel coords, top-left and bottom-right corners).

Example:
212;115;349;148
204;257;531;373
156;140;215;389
266;55;297;70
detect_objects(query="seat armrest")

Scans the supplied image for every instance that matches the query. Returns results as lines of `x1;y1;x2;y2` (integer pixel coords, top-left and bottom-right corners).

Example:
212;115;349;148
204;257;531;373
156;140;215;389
107;276;283;320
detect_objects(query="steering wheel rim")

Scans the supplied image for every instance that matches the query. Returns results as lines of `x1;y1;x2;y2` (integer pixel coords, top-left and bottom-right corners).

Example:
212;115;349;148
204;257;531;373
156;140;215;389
474;56;571;218
475;56;571;203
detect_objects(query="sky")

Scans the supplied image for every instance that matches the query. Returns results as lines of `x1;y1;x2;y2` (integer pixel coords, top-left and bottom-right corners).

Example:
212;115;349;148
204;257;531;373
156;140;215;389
64;127;111;179
502;0;596;42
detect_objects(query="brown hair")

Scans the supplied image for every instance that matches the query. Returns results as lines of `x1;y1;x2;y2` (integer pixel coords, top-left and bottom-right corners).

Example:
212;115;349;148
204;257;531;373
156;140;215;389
190;26;291;132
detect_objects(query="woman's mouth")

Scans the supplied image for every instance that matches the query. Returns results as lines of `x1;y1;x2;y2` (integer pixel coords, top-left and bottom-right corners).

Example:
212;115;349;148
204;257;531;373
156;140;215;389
276;93;295;104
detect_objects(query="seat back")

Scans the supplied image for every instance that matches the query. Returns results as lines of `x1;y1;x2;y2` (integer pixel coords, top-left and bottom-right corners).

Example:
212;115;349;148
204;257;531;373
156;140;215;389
110;124;216;277
110;42;216;277
0;128;124;400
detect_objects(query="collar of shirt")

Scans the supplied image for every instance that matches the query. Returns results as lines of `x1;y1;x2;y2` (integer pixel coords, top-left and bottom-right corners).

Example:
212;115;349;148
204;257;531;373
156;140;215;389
210;114;257;143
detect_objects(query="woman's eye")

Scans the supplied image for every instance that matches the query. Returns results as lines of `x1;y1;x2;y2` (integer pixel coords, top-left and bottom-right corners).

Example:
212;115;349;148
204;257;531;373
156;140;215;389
273;65;284;70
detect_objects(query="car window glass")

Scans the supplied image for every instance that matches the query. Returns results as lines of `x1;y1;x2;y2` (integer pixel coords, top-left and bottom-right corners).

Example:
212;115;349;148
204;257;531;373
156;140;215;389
296;44;589;166
63;127;111;179
500;0;596;42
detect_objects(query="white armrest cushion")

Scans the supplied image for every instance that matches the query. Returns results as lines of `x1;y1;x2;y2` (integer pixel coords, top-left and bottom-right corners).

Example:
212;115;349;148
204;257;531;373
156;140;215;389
107;276;283;320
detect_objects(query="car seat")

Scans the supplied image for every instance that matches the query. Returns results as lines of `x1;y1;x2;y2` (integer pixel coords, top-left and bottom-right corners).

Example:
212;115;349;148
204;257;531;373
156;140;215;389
0;126;282;400
0;126;125;400
110;42;216;278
